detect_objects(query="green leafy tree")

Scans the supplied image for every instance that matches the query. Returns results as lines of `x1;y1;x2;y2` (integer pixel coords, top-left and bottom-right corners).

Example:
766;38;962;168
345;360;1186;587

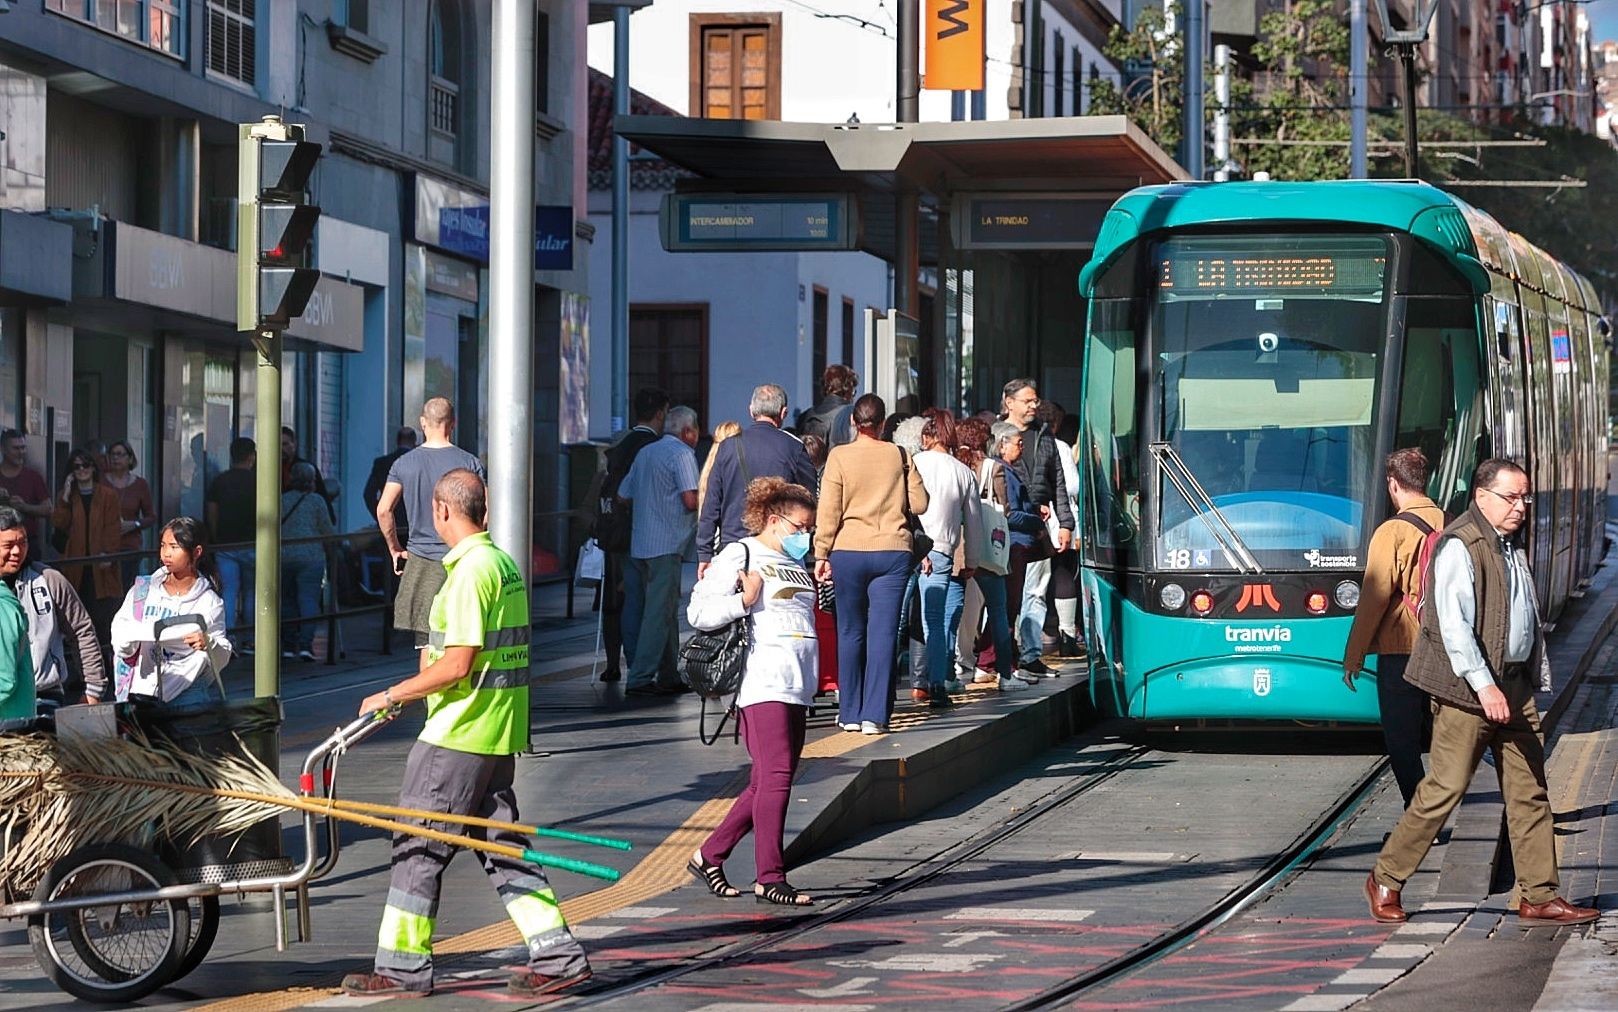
1087;2;1184;155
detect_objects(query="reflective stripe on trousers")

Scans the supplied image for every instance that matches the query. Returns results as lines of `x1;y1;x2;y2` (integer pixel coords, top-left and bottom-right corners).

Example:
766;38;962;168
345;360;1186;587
373;740;590;988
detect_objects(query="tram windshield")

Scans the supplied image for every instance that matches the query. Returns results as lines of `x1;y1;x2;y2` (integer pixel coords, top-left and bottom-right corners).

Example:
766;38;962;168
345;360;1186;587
1152;234;1389;572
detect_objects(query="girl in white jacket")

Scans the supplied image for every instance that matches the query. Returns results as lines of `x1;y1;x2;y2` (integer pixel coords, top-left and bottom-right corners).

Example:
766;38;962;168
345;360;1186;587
111;516;232;709
686;476;819;907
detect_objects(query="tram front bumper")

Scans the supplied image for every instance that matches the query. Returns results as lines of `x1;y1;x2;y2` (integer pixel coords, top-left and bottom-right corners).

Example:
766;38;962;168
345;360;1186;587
1130;654;1383;723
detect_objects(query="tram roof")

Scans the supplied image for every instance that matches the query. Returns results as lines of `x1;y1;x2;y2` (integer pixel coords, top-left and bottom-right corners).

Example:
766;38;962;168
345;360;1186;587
1080;180;1601;311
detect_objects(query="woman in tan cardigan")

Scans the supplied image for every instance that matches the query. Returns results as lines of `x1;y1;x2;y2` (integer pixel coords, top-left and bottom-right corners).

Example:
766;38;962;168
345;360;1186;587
813;394;928;735
50;447;124;645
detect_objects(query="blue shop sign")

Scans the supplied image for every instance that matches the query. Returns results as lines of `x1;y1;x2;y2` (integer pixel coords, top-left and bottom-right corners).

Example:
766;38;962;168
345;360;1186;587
438;203;490;261
534;205;573;271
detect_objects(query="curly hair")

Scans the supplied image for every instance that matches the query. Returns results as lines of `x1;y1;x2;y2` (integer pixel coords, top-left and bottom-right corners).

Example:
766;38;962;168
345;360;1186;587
954;416;992;472
740;476;816;535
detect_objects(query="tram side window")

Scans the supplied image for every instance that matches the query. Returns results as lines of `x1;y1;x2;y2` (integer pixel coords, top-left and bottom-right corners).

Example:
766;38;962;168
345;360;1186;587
1082;300;1140;566
1395;298;1485;513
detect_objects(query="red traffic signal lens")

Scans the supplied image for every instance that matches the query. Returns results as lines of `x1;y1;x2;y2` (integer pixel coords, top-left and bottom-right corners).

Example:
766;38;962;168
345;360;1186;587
1306;591;1328;614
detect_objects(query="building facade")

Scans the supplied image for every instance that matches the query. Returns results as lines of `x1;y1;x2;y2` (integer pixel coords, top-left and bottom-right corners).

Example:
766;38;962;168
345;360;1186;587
0;0;591;569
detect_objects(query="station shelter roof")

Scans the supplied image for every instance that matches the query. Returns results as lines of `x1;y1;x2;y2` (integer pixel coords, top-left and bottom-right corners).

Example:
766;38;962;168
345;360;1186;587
616;114;1188;265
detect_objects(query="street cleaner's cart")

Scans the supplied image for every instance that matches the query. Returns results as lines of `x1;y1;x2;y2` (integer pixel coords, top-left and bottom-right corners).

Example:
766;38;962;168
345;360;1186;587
0;704;629;1003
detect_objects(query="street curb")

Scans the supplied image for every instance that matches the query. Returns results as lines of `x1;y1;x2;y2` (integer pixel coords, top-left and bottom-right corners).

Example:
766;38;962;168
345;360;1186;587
783;676;1098;866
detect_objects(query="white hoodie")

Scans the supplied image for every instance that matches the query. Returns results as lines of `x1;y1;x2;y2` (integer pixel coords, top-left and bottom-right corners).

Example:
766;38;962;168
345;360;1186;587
110;567;232;702
686;537;817;709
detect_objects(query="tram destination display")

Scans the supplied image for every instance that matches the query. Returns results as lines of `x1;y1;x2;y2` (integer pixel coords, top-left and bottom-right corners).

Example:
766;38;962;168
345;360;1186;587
1156;236;1388;298
660;193;858;252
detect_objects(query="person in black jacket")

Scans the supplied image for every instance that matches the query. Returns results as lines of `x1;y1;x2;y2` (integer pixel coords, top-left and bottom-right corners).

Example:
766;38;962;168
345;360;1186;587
365;427;418;538
1001;379;1074;675
799;364;858;448
696;384;816;579
595;388;669;682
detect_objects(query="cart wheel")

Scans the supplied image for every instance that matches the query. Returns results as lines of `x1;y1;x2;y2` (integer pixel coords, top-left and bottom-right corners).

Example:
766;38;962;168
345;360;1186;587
172;894;220;983
27;844;190;1003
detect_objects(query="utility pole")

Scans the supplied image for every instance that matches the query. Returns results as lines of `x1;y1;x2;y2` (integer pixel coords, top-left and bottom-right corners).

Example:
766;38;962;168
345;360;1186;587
489;0;535;579
1350;0;1368;177
1212;44;1231;180
610;6;631;432
1183;0;1205;178
895;0;919;316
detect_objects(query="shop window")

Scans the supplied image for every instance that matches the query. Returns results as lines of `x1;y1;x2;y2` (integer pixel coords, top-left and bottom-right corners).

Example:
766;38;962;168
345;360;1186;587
630;306;708;427
206;0;256;86
690;14;782;120
337;0;369;34
429;0;474;169
47;0;185;58
535;8;551;117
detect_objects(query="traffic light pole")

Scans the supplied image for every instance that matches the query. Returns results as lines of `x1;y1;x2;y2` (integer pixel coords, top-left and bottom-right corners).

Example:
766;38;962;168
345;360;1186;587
253;329;281;698
489;0;536;580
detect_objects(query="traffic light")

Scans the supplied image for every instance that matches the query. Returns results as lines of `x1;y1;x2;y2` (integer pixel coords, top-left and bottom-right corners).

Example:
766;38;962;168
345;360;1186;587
238;121;322;331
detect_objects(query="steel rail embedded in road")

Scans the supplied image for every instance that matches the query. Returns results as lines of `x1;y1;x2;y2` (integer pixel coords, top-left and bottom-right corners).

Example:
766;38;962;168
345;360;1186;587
554;741;1156;1008
1001;755;1391;1010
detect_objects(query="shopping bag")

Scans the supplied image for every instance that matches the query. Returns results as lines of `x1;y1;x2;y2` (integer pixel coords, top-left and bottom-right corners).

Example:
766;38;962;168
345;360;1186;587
575;538;606;586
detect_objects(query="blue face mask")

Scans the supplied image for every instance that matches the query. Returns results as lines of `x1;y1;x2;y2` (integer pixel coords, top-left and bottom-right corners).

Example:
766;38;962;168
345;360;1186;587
781;531;813;561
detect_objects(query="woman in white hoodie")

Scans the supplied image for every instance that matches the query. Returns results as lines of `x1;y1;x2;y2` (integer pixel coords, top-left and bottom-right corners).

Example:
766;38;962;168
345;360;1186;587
686;476;819;908
111;516;232;709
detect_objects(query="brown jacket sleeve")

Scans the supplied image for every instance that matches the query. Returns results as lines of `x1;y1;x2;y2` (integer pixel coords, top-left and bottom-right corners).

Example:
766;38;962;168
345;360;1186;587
813;451;846;560
1344;521;1400;673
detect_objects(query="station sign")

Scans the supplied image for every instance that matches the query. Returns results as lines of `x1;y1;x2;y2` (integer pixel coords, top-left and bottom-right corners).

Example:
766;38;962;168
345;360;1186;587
660;193;859;252
951;193;1114;251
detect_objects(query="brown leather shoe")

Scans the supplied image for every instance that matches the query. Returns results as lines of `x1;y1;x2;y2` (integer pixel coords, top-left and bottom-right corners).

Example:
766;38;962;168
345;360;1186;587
1365;873;1407;923
1519;897;1600;925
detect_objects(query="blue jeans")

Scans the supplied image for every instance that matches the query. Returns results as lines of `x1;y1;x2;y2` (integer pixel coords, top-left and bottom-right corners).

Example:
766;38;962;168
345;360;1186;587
975;573;1016;678
918;550;966;689
217;549;255;633
282;555;325;652
1019;557;1052;663
166;674;226;713
830;549;911;726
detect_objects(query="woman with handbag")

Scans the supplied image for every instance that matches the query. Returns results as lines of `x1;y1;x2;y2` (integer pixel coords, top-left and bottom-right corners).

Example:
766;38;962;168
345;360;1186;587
911;409;982;708
813;394;929;735
988;421;1051;682
686;477;820;906
110;516;232;711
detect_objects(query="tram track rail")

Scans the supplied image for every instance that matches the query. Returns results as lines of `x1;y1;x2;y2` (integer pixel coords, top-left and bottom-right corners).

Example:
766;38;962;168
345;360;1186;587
551;735;1389;1011
556;740;1155;1008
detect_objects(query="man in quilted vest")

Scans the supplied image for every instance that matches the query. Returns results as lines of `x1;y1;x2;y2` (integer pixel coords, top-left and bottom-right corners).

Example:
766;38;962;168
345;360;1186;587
1365;459;1597;927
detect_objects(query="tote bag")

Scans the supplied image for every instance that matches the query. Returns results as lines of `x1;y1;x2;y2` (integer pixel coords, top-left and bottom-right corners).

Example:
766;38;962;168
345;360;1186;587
974;459;1011;576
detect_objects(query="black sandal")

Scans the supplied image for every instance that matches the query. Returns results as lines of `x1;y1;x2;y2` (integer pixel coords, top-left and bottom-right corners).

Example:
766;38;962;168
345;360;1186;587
754;881;814;906
687;854;741;898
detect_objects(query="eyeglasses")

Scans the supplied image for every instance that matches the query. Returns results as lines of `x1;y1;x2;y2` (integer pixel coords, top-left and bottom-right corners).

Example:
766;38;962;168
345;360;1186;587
774;515;812;534
71;462;93;472
1482;487;1533;507
1009;395;1041;406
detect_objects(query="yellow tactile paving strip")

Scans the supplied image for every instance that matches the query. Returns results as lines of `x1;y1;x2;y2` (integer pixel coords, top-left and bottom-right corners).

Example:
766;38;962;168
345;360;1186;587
194;674;1072;1010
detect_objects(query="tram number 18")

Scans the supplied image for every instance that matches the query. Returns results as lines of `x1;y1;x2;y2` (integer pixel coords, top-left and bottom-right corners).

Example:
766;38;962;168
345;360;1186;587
1164;549;1192;570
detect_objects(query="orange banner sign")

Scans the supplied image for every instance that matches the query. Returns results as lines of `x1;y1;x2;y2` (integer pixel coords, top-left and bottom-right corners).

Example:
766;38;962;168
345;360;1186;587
923;0;985;91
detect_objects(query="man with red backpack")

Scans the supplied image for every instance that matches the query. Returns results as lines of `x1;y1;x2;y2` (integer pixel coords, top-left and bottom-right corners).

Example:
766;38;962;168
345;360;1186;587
1343;447;1445;807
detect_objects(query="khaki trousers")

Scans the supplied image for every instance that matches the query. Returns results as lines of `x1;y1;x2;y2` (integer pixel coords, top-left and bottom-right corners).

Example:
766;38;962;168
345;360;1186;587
1372;674;1558;905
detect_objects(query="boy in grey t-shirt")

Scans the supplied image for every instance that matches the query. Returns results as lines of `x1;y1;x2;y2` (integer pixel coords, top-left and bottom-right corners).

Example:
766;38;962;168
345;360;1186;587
375;398;487;664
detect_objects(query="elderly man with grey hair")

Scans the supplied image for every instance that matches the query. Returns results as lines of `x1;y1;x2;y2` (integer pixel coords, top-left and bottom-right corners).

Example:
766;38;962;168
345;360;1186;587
617;405;703;695
696;383;816;578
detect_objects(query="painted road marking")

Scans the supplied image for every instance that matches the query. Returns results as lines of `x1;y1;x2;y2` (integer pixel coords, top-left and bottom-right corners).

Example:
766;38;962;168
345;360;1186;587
1370;942;1433;960
570;924;627;940
797;976;879;998
830;953;1003;972
695;1005;875;1012
1281;995;1362;1011
301;998;391;1009
942;929;1007;947
1393;920;1458;936
610;905;679;919
1330;966;1406;986
944;906;1096;922
1060;850;1193;863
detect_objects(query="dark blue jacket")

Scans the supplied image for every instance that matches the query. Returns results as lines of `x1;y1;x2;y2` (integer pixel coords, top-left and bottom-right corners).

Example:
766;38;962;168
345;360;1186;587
995;457;1046;548
697;421;816;561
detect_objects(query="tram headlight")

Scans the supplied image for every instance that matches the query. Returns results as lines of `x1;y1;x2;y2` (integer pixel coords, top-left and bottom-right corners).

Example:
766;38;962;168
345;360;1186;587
1189;589;1214;616
1159;583;1187;611
1334;580;1361;610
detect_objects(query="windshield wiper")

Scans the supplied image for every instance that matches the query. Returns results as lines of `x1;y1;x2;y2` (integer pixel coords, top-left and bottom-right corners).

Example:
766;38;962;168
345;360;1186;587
1149;441;1264;574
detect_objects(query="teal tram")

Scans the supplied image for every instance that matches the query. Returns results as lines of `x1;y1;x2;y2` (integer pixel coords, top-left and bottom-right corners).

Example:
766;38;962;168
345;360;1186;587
1075;181;1609;723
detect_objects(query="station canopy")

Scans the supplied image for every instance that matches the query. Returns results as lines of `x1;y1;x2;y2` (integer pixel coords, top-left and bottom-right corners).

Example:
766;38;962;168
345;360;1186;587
617;114;1188;264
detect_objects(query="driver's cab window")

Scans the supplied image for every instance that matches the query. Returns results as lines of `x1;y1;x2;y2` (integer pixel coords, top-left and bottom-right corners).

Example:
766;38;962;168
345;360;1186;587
1395;298;1485;513
1081;300;1141;566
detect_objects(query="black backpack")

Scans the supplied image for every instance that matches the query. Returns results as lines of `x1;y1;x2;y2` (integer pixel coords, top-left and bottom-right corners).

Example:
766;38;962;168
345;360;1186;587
593;428;659;553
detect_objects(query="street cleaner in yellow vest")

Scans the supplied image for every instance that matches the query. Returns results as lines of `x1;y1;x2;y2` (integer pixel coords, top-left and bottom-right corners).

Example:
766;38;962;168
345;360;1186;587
342;469;593;998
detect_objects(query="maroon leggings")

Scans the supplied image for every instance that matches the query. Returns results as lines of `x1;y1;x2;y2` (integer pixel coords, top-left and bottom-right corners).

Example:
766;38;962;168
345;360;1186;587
700;701;807;884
